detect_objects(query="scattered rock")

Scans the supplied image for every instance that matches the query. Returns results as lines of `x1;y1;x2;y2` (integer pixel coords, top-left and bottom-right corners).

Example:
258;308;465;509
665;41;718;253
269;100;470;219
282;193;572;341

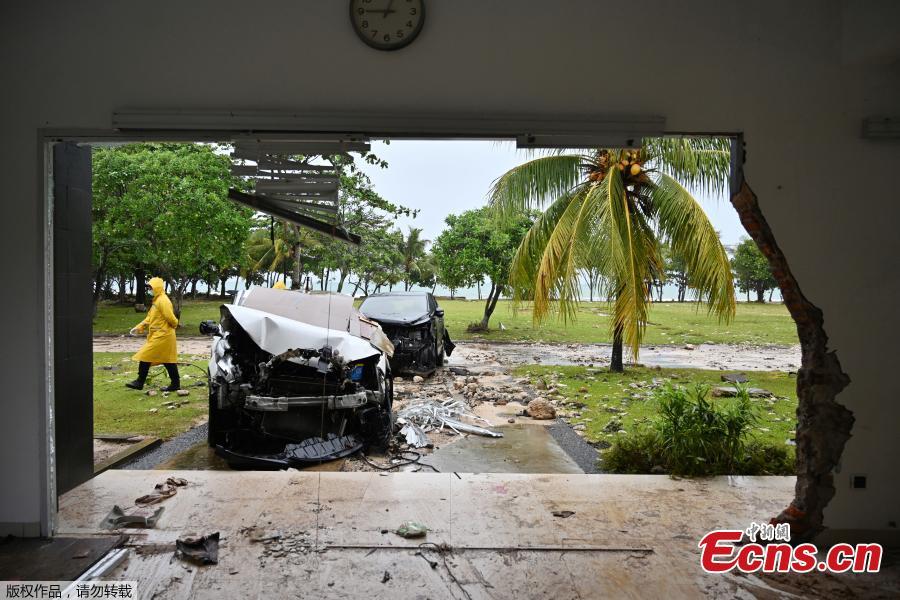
683;344;695;350
507;418;516;424
525;398;556;420
148;408;159;414
412;375;424;384
494;398;508;406
602;418;623;433
449;366;471;376
721;373;749;384
146;390;158;397
176;389;190;397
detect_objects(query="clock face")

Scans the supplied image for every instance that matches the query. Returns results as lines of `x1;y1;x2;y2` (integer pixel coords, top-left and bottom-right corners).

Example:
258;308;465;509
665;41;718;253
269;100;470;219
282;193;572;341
350;0;425;51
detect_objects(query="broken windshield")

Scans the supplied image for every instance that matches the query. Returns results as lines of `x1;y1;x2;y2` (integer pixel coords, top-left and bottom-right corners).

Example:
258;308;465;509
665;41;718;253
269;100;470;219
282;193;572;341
360;295;429;321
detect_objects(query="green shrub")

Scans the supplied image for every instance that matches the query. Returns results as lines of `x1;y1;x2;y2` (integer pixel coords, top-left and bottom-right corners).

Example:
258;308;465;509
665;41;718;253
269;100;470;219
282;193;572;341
602;383;795;476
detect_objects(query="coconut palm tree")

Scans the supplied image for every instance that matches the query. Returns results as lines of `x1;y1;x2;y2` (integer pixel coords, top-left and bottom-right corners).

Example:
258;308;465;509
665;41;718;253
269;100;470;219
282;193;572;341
399;226;429;291
489;137;736;372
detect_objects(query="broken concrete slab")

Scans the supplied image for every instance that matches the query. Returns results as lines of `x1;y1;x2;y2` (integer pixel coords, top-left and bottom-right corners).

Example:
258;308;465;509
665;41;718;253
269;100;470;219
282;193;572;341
721;373;750;383
711;386;773;398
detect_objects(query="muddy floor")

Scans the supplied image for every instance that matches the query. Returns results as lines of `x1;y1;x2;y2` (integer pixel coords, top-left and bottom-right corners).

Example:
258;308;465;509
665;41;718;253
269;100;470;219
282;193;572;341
95;336;801;371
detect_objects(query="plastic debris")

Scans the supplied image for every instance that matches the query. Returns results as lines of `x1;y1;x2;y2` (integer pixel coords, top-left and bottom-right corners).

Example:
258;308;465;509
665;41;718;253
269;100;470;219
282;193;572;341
398;421;430;448
394;521;428;538
101;505;165;529
175;532;220;565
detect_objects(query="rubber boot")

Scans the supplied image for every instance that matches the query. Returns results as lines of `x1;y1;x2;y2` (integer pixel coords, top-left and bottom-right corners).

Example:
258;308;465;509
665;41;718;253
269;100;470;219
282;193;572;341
126;361;150;390
161;363;181;392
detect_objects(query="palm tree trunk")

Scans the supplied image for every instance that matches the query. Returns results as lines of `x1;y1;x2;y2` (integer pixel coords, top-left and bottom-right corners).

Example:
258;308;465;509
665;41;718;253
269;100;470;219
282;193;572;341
610;323;624;373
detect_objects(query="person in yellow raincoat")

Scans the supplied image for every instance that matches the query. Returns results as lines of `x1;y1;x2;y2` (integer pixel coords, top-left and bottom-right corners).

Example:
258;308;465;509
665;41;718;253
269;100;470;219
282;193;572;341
272;280;286;289
126;277;181;391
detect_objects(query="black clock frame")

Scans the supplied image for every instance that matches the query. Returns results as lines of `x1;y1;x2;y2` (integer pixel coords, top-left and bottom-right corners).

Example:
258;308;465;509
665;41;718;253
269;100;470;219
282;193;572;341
349;0;425;51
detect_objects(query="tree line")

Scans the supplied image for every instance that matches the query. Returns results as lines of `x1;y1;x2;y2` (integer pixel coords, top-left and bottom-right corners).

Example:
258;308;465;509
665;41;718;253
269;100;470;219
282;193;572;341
91;143;778;331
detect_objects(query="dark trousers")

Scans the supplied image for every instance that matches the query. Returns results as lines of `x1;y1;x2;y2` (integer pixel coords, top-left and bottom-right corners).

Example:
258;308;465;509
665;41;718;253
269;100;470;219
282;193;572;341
137;361;180;385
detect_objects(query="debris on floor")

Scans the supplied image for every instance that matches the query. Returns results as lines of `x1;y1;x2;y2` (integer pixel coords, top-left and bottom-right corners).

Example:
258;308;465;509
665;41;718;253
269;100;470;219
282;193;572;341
394;521;428;539
135;476;188;505
551;510;575;518
175;532;219;565
101;505;165;529
397;399;503;441
398;421;431;449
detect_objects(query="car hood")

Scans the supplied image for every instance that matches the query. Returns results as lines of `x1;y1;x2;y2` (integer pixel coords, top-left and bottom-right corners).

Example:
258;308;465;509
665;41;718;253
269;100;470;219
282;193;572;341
224;304;387;363
360;311;432;327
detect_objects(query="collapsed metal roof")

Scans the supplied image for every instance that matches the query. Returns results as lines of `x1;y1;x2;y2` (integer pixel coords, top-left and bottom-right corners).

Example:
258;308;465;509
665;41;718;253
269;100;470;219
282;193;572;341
228;136;370;244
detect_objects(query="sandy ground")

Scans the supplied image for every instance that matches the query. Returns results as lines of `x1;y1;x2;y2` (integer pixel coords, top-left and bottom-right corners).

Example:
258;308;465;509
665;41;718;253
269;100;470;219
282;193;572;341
94;336;801;371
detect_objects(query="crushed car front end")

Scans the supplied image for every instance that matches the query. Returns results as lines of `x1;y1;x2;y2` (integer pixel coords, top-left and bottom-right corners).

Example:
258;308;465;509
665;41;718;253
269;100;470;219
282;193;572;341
203;289;394;469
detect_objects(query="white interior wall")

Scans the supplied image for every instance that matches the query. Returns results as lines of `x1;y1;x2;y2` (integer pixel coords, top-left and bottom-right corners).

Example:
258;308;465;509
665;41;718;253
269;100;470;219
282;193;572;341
1;0;897;536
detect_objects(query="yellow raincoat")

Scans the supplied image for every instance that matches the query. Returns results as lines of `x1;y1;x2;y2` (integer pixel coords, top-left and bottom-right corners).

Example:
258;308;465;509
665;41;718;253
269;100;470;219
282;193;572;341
133;277;179;364
273;281;286;289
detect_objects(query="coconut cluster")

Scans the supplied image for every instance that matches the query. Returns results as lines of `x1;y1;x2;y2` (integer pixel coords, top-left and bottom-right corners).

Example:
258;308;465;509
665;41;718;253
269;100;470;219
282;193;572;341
588;149;647;184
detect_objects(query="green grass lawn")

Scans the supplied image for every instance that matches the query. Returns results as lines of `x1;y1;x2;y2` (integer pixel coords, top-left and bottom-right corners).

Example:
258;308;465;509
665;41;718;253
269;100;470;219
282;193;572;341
514;365;798;451
93;352;209;439
95;298;797;345
93;300;224;336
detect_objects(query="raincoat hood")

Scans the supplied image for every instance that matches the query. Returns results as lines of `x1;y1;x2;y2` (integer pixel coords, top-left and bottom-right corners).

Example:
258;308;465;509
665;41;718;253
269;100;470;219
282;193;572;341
149;277;165;298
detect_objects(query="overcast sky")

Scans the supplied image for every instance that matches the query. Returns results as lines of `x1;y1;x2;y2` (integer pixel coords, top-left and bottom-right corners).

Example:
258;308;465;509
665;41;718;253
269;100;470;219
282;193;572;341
357;140;746;250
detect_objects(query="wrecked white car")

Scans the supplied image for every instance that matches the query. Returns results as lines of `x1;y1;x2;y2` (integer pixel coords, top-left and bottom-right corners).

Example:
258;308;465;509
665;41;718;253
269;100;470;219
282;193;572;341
200;288;394;468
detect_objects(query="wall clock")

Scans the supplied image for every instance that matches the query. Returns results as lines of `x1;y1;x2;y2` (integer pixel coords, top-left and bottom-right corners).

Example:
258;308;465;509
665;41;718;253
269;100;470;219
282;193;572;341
350;0;425;51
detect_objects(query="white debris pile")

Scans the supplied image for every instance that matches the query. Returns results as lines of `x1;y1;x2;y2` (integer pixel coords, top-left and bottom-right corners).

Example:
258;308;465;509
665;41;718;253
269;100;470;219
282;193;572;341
396;399;503;448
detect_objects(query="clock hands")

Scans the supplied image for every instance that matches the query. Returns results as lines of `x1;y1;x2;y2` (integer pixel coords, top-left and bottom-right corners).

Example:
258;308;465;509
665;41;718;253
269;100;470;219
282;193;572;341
367;0;396;18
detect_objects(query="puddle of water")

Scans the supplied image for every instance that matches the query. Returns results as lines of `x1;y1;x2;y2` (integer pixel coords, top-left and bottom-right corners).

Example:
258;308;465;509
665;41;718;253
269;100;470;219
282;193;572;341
154;443;232;470
423;424;583;474
154;441;347;471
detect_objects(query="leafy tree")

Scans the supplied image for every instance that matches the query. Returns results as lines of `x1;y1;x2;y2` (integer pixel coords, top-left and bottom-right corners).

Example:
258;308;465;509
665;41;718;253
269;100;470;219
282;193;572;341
410;252;438;292
664;244;690;302
92;143;253;317
307;153;415;294
433;208;534;330
489;139;736;372
731;237;777;303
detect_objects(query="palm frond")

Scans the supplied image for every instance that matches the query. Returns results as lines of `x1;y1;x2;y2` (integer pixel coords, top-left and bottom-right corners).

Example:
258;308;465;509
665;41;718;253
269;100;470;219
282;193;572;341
652;173;736;320
643;137;731;196
488;154;585;219
508;185;602;322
